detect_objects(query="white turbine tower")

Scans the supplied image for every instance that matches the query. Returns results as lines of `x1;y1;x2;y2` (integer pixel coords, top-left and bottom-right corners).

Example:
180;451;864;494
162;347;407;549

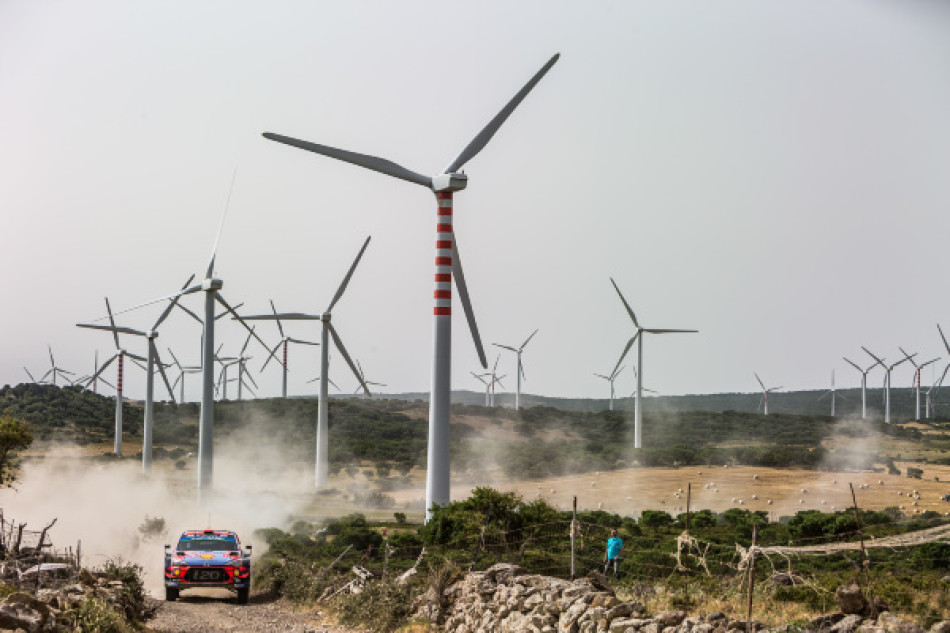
471;372;491;406
78;296;180;472
594;365;624;411
754;373;782;416
611;278;697;448
260;300;319;398
818;370;846;417
863;347;913;424
899;347;939;422
842;356;879;419
263;54;559;518
241;236;371;489
493;330;539;411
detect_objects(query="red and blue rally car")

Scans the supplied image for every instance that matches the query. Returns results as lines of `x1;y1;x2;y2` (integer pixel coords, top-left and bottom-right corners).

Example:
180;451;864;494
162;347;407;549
164;529;252;604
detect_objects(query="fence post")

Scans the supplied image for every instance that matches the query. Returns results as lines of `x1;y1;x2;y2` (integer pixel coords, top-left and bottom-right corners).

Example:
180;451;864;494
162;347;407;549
850;483;875;615
571;496;577;581
746;522;757;633
76;540;81;570
382;529;389;581
686;483;692;536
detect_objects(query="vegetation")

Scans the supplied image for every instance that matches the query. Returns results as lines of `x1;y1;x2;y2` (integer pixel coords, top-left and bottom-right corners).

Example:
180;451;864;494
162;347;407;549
0;415;32;485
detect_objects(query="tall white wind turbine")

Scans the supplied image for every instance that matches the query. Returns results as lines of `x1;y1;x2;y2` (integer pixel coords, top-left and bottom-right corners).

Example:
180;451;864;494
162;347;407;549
263;55;559;517
899;347;939;422
241;236;371;489
40;345;75;386
863;347;912;424
594;365;624;411
754;373;782;416
78;296;180;472
842;356;878;419
611;278;697;448
493;330;539;411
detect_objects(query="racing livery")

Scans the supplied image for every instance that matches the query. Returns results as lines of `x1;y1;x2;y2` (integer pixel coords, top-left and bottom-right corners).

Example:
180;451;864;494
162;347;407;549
164;529;252;604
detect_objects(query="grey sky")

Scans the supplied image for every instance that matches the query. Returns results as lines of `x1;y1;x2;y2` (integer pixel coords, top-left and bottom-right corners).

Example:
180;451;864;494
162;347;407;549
2;1;949;402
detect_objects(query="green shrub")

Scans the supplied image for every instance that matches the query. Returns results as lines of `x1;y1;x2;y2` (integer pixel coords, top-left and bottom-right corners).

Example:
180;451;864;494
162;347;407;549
334;580;418;632
69;597;130;633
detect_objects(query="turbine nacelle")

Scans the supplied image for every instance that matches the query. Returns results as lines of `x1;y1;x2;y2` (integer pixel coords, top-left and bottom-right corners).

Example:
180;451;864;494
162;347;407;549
431;172;468;193
201;278;223;291
321;312;332;322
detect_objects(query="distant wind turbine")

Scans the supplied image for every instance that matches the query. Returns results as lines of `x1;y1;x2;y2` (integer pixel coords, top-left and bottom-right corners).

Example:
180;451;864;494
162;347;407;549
594;365;624;411
754;373;782;416
263;54;559;518
899;347;939;422
842;356;879;419
40;345;74;386
863;347;913;424
818;370;846;417
493;330;538;411
168;348;201;403
259;300;319;398
354;360;386;398
611;278;697;448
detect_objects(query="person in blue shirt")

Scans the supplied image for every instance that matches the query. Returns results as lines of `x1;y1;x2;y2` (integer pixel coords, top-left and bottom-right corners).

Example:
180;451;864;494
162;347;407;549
604;529;623;579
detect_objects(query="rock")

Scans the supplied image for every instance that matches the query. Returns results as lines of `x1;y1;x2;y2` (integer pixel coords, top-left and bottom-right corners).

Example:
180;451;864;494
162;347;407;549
878;612;924;633
930;622;950;633
770;572;802;586
656;611;686;627
605;602;646;621
610;617;652;633
832;614;866;633
585;570;615;594
836;582;868;615
707;612;727;622
727;620;763;631
872;596;891;613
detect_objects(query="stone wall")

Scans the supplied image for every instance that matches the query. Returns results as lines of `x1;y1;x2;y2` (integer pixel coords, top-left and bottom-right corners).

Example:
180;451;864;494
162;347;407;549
412;563;948;633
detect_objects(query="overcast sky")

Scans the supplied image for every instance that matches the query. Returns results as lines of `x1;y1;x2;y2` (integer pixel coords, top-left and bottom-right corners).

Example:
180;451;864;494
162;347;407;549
2;0;949;403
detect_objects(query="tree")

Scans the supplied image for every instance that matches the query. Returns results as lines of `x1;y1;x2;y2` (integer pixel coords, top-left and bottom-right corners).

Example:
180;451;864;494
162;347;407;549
0;416;32;486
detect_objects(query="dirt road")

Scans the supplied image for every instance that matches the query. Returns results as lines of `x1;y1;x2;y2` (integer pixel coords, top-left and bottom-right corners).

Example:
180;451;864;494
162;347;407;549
145;589;367;633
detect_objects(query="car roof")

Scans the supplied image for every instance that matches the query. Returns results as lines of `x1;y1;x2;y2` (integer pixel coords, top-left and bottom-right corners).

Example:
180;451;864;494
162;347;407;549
178;529;240;539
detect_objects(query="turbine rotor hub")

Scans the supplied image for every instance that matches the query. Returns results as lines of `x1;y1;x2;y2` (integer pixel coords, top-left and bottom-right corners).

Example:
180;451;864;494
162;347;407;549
431;172;468;192
202;278;223;291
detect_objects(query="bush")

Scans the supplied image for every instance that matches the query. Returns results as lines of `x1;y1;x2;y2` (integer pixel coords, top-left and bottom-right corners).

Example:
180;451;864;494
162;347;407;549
334;580;418;632
70;597;130;633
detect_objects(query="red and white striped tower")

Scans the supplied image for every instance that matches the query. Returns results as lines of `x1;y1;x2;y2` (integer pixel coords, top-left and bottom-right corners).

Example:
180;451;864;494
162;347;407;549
282;340;289;398
114;352;124;456
426;192;454;515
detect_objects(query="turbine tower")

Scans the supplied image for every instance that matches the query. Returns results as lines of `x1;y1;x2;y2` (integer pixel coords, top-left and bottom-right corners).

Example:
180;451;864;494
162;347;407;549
263;54;559;517
594;365;624;411
754;373;782;415
241;236;371;488
471;372;491;406
260;300;319;398
899;347;939;422
610;278;697;448
818;370;846;417
863;347;912;424
842;356;878;419
168;348;201;403
78;296;179;472
493;329;539;411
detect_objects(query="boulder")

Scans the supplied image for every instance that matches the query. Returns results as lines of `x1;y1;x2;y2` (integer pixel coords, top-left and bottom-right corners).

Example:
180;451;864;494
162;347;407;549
836;583;868;615
832;614;866;633
878;612;924;633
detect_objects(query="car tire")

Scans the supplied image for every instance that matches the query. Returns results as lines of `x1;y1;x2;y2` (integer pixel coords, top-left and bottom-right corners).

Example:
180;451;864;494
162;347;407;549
165;586;179;602
237;586;249;605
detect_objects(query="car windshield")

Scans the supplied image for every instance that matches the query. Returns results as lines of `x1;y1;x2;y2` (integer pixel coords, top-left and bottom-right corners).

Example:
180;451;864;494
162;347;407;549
177;538;238;551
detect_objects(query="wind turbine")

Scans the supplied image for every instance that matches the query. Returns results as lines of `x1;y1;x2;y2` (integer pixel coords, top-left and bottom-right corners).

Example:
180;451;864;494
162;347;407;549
611;278;697;448
900;347;939;422
263;54;559;517
354;360;386;399
818;370;846;417
493;330;538;411
233;329;259;401
863;347;913;424
40;345;74;386
259;300;319;398
76;299;147;456
22;367;46;385
471;372;491;406
842;356;879;419
240;236;371;488
594;365;624;411
78;296;179;472
79;350;116;395
754;373;782;415
105;181;277;498
168;348;201;403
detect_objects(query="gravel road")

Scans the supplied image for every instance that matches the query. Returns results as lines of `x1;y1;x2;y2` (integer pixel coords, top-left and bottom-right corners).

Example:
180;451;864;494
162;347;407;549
145;589;368;633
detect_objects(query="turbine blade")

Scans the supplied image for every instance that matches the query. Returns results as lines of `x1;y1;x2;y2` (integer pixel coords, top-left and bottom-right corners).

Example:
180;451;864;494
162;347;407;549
168;348;183;370
862;346;885;366
261;340;283;371
270;300;285;339
493;344;518;353
87;354;117;385
176;302;204;324
609;278;640;328
328;323;369;396
154;348;177;404
939;324;950;355
288;338;320;346
520;329;539;351
262;133;432;188
452;239;487;369
207;168;237;278
240;313;322;321
842;356;862;372
244;368;259;389
104;298;121;350
101;285;203;322
612;333;639;377
216;294;281;367
47;344;55;368
239;328;254;356
327;236;371;312
754;373;765;389
643;328;698;334
76;323;147;337
153;292;183;330
444;53;560;174
23;368;36;382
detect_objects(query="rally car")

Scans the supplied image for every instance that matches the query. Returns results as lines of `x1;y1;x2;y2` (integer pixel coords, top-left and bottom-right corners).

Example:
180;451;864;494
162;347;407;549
164;529;252;604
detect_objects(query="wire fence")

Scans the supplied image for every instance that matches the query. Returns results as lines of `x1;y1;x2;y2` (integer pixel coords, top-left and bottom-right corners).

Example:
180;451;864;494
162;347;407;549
0;511;83;591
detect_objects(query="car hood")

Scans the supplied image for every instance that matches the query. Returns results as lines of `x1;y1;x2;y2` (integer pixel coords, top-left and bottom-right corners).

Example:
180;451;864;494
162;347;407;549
172;550;241;565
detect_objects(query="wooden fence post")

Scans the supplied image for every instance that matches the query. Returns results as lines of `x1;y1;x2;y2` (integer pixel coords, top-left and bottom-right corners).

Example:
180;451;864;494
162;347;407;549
746;522;757;633
571;496;577;581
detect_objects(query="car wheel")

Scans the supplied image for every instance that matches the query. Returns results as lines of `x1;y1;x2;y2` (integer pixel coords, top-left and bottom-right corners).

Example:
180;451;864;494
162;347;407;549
165;586;179;602
237;586;249;605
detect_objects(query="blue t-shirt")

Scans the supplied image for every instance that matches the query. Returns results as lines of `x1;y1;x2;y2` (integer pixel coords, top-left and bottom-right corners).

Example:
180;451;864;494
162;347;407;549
607;536;623;559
